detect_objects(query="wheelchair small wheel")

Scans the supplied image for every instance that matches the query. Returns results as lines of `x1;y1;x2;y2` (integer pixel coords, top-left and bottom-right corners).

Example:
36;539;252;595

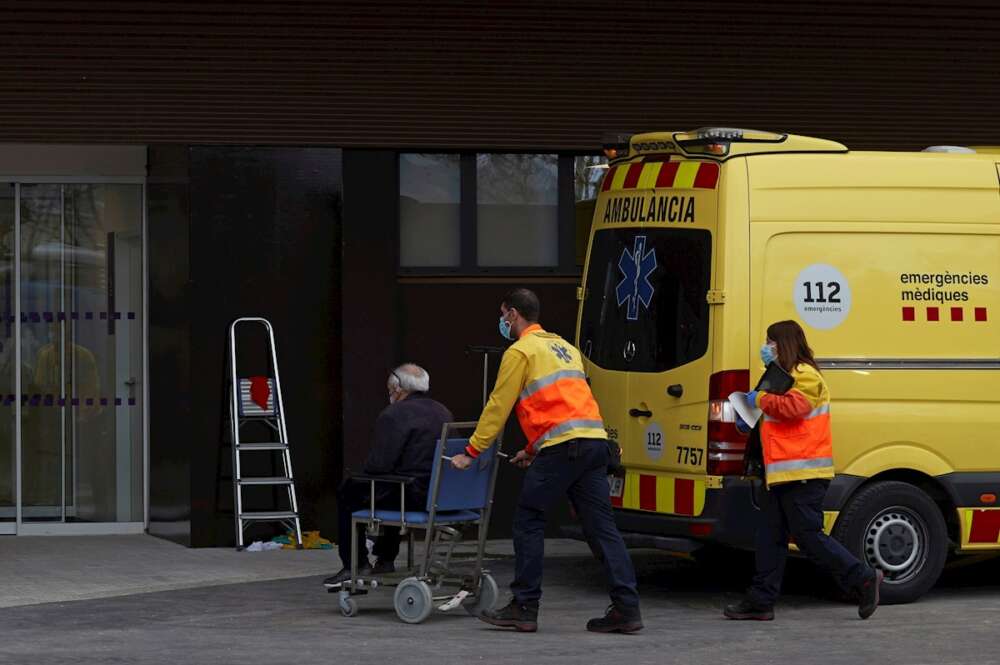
339;597;359;618
463;573;499;616
394;577;433;624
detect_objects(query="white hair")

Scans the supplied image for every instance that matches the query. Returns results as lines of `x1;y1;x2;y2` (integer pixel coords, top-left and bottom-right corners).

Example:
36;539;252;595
389;363;430;393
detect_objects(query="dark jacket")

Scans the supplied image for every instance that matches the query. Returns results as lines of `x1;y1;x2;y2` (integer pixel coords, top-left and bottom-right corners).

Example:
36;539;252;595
363;392;453;503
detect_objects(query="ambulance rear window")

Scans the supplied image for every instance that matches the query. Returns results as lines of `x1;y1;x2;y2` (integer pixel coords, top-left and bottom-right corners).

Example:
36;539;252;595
580;228;711;372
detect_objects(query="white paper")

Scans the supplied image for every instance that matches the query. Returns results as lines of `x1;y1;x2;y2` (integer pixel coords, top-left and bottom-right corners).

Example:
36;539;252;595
728;391;763;427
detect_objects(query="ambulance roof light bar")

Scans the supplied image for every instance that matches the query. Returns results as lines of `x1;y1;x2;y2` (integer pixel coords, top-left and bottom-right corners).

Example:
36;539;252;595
607;128;848;162
673;127;788;157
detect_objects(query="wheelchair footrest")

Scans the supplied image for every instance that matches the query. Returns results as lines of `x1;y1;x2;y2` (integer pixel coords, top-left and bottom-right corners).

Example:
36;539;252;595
437;589;471;611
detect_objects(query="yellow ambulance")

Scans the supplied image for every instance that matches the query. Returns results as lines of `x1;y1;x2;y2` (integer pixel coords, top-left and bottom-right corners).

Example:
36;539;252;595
575;128;1000;603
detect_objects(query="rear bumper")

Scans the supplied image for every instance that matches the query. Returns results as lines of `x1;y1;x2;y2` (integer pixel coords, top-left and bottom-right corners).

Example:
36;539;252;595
562;478;762;553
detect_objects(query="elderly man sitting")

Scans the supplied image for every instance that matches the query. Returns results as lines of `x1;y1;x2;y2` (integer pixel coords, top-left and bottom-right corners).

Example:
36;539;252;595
324;363;453;587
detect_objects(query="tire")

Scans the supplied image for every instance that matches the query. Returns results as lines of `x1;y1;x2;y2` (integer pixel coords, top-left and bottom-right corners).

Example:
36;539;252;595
463;573;499;616
393;577;434;624
339;596;359;618
833;480;948;604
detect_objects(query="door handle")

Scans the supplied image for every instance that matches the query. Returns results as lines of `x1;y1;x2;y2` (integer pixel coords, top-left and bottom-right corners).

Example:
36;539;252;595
667;384;684;398
629;408;653;418
623;340;636;362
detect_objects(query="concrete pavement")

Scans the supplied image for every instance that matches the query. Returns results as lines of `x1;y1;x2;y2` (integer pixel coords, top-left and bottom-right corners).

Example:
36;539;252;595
1;537;999;665
0;534;587;608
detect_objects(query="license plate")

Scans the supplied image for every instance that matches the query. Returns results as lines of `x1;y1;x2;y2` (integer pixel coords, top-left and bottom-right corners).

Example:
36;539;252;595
607;475;624;498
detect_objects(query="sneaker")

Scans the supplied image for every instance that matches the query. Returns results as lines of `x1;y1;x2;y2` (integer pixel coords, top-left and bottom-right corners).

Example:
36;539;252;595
478;599;539;633
723;598;775;621
857;569;883;620
322;565;371;588
586;604;644;634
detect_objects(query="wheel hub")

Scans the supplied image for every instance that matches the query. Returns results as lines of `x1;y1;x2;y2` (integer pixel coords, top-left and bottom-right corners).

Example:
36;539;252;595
865;511;921;575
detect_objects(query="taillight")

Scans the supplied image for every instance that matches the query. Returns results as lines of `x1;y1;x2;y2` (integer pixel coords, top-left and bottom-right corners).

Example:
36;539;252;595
707;370;750;476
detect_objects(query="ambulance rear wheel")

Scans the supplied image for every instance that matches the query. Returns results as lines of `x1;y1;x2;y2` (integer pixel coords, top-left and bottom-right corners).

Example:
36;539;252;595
833;480;947;604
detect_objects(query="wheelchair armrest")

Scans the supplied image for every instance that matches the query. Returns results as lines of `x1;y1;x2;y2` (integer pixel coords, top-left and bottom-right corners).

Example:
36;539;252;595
353;474;416;534
352;473;415;485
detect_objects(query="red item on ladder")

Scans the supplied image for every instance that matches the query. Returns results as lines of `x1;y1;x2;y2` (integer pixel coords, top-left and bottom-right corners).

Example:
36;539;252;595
249;375;271;411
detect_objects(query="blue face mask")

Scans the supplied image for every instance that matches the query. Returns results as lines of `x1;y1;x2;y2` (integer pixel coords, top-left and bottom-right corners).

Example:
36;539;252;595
499;316;514;341
760;342;777;366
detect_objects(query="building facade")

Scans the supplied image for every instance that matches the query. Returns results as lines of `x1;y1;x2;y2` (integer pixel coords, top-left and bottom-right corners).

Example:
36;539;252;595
1;1;998;544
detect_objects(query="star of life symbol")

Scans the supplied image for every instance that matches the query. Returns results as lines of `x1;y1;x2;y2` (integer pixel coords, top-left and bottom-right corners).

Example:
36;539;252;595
551;343;573;363
616;236;657;321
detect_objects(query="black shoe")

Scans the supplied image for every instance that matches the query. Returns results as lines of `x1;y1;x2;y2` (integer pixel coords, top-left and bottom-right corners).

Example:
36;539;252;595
586;604;644;634
478;599;538;633
322;565;371;588
723;598;775;621
858;569;883;620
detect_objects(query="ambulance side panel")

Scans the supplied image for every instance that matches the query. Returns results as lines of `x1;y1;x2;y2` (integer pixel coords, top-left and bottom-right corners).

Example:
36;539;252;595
749;154;1000;551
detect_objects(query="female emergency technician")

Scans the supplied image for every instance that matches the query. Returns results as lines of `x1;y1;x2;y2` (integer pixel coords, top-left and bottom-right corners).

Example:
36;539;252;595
724;320;883;621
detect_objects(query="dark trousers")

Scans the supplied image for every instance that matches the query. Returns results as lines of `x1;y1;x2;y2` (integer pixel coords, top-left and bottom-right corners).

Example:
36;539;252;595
511;438;640;610
750;479;869;607
336;478;419;569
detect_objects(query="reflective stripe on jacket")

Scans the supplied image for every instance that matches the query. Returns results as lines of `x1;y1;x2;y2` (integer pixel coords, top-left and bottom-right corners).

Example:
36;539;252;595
754;362;834;487
466;325;606;457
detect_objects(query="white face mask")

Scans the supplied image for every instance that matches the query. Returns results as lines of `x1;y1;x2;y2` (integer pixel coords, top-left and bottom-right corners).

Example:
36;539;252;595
760;342;778;366
499;314;514;341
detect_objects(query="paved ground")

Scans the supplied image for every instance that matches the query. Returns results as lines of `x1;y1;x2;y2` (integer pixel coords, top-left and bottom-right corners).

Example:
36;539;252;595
0;534;587;608
0;534;341;608
2;536;1000;665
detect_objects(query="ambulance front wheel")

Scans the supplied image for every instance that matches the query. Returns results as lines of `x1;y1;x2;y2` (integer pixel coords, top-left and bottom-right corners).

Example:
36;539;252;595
833;480;948;604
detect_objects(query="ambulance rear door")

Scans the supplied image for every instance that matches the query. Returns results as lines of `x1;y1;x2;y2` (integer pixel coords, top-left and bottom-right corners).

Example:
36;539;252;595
579;158;719;516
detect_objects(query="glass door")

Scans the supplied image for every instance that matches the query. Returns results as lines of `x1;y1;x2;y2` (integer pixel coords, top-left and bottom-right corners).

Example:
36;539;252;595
16;182;144;529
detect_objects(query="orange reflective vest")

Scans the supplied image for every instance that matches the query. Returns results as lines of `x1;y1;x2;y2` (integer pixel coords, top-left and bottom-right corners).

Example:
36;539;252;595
466;325;607;457
754;362;834;487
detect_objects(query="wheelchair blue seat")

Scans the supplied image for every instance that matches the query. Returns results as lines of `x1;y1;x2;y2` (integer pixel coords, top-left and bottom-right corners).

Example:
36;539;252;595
351;509;481;524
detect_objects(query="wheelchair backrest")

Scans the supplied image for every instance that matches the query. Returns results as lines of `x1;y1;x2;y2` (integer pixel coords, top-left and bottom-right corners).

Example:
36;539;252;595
427;435;497;513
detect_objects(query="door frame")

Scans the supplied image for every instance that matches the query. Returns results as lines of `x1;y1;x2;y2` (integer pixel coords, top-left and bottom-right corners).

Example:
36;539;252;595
0;175;148;535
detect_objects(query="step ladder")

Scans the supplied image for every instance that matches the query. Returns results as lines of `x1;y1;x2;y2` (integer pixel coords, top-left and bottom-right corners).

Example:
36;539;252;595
227;317;303;550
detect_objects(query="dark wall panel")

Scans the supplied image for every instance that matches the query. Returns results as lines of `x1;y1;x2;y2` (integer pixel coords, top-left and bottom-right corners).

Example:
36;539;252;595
151;146;343;547
1;2;999;151
339;151;400;479
147;145;192;544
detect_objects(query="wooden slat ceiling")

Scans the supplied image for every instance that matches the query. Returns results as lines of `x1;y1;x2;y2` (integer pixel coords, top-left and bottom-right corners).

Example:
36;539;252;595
1;1;998;151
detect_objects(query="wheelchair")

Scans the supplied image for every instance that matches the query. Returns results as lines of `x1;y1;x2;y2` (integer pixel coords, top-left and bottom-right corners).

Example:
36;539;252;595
332;422;504;624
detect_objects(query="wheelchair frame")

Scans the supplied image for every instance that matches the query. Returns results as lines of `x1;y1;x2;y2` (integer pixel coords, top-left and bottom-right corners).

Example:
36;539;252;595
335;421;505;623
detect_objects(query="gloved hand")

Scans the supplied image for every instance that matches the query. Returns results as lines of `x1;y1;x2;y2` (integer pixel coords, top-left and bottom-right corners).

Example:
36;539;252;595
746;390;759;407
735;414;751;434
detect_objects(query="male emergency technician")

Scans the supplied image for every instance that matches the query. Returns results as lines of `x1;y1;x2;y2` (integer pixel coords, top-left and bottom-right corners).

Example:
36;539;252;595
451;289;642;634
